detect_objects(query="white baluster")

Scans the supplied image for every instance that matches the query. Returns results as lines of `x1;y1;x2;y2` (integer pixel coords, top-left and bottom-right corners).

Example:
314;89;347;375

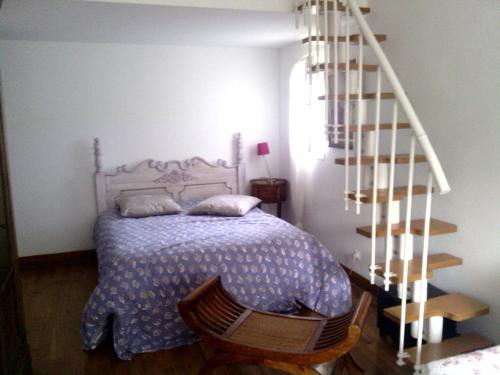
384;101;399;291
333;0;339;144
397;134;416;366
315;2;320;68
293;0;299;28
361;106;372;190
355;34;364;215
344;5;351;211
307;1;313;86
414;172;434;375
303;1;307;26
369;66;382;284
324;0;330;139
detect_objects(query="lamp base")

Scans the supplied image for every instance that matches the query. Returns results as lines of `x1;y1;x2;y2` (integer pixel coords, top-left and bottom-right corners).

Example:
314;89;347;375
263;156;272;179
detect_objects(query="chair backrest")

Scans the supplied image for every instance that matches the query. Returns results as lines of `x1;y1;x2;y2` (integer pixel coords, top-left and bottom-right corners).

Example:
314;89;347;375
178;275;247;337
311;291;371;353
312;310;353;351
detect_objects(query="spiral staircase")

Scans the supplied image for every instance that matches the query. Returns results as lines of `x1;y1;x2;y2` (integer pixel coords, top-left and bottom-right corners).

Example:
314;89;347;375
294;1;492;373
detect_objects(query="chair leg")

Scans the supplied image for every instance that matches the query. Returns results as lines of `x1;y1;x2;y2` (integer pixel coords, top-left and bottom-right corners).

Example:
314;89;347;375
332;354;364;375
198;352;246;375
344;353;364;375
199;350;321;375
332;356;346;375
262;360;321;375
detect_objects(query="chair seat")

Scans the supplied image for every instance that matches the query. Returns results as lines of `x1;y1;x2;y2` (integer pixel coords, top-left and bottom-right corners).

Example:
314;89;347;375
229;310;321;352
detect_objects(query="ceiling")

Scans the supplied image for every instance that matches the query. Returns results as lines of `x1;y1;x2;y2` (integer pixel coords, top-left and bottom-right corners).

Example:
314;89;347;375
79;0;294;12
0;0;301;47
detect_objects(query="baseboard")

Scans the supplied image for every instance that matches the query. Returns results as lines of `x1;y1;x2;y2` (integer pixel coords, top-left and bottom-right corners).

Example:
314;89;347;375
341;264;377;297
19;251;376;297
19;249;97;271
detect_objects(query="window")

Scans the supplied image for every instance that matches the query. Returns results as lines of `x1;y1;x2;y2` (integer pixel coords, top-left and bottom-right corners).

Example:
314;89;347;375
289;58;329;162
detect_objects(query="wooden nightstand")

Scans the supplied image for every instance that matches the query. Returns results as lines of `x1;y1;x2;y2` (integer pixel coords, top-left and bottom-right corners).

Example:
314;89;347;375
250;178;287;218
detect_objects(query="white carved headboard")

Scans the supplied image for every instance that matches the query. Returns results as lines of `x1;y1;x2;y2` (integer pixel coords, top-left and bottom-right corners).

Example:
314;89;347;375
94;133;245;214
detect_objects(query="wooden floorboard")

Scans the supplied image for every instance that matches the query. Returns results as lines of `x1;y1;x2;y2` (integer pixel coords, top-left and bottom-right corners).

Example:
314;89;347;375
20;262;413;375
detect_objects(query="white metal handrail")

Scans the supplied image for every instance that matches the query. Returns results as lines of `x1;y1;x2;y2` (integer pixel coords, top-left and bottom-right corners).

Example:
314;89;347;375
345;0;450;195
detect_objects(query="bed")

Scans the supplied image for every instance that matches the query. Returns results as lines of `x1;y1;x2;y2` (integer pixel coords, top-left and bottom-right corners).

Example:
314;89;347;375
424;345;500;375
80;134;351;359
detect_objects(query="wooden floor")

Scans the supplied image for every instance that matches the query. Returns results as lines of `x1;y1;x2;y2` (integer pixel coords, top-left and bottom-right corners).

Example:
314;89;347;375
20;262;414;375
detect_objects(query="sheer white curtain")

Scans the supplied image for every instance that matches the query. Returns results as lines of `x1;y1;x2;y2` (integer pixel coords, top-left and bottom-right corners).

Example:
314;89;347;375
288;58;328;227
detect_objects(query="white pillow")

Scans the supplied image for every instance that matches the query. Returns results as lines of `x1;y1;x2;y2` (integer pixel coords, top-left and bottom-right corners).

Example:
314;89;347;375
118;194;182;218
188;194;261;217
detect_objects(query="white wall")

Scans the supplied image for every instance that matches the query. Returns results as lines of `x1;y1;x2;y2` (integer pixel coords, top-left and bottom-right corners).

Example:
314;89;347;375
280;0;500;343
0;41;281;256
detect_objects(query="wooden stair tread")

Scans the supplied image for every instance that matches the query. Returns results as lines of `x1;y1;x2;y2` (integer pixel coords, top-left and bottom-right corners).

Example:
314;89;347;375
338;123;411;133
311;62;379;72
319;92;395;101
297;1;370;15
374;253;463;283
406;333;494;365
356;218;458;238
384;293;489;323
302;34;386;44
348;185;427;203
335;154;426;166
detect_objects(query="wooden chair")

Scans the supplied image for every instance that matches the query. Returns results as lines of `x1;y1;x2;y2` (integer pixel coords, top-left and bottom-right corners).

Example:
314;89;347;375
178;275;372;375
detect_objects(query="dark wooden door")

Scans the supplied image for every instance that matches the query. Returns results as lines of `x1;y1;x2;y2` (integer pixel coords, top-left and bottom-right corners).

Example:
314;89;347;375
0;80;31;374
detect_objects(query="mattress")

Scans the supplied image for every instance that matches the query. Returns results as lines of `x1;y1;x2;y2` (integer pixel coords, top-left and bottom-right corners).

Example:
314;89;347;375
81;202;351;359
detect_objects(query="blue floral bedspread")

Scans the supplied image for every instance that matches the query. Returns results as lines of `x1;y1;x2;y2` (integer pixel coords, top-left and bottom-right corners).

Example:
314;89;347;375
80;203;351;359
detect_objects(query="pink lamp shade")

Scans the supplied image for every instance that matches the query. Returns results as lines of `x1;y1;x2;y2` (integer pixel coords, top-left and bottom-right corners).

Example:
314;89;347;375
257;142;270;156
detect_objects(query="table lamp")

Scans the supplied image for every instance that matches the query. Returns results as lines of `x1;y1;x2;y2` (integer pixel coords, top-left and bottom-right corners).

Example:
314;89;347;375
257;142;272;178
